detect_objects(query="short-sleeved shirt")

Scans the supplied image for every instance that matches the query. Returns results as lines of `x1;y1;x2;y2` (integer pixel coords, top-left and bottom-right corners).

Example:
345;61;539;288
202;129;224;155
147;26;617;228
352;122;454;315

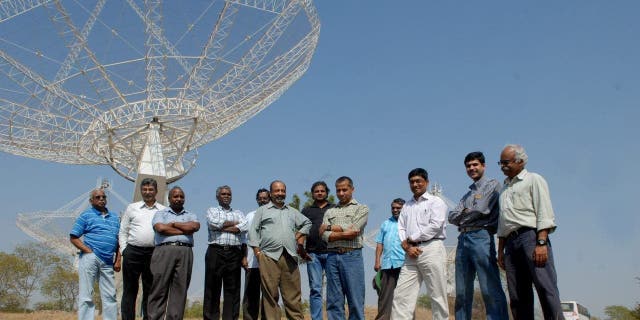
321;199;369;249
497;169;557;238
301;202;335;252
152;207;199;245
243;210;259;268
375;216;404;269
70;207;120;265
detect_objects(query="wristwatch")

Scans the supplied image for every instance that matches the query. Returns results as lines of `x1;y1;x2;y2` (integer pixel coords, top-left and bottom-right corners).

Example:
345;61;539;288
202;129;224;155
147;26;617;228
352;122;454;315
536;239;547;246
327;224;332;231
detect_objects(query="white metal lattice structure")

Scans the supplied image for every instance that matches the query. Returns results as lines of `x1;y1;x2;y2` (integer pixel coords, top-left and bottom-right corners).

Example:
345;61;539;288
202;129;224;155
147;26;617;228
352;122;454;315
15;178;128;257
0;0;320;182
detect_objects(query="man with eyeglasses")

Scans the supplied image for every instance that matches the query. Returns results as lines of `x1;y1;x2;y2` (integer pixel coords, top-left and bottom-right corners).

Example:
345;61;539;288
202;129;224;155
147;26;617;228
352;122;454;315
70;188;121;320
449;152;508;320
496;144;563;320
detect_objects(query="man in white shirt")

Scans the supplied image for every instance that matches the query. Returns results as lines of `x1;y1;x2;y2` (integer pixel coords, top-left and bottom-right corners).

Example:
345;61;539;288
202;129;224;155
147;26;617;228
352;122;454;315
119;178;165;320
391;168;449;320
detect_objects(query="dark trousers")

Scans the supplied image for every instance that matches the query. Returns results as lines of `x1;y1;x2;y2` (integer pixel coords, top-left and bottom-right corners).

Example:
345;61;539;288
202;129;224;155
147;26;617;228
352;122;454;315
375;268;401;320
242;267;265;320
147;245;193;320
504;230;564;320
203;244;243;320
121;245;155;320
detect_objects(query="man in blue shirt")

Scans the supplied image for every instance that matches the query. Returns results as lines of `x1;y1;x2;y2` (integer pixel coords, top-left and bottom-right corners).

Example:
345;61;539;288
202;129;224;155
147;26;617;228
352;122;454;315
147;186;200;320
373;198;405;320
70;188;121;320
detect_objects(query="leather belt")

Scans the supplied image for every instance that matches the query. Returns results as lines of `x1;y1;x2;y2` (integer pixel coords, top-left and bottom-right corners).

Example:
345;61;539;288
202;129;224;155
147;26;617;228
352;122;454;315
328;247;360;254
157;241;192;248
458;226;485;233
210;244;241;250
506;227;535;240
407;238;442;246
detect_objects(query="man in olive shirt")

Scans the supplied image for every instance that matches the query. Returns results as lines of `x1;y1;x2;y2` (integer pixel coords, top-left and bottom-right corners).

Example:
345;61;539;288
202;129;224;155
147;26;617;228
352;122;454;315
247;180;311;320
320;176;369;320
497;144;563;320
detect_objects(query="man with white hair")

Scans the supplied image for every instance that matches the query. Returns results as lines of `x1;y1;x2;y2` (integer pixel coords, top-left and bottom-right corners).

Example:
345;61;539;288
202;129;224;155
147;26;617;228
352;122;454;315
497;144;563;320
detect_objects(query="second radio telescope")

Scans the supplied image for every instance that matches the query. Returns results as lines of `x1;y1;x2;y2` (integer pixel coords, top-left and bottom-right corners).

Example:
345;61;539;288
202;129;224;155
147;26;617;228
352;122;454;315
0;0;320;182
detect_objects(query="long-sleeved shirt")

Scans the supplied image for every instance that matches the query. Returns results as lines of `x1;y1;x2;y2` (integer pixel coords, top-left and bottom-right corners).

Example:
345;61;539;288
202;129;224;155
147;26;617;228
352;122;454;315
497;169;557;238
206;206;246;246
448;176;501;233
398;192;447;242
243;210;259;268
321;199;368;249
119;201;166;252
247;202;311;261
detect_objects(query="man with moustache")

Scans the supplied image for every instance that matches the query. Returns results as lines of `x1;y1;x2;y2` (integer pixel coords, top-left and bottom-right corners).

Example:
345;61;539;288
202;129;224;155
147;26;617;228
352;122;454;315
203;185;247;320
373;198;406;320
247;180;312;320
241;188;271;320
391;168;449;320
449;152;509;320
70;188;121;320
147;186;200;320
119;178;165;320
301;181;335;320
497;144;563;320
320;176;369;320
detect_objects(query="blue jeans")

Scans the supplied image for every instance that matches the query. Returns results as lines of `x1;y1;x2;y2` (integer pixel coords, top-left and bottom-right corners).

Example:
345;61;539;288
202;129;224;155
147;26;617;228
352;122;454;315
78;252;117;320
307;252;329;320
326;249;365;320
455;229;508;320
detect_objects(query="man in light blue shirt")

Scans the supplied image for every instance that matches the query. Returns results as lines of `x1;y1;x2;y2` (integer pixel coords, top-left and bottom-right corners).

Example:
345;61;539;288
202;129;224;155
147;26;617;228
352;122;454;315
373;198;405;320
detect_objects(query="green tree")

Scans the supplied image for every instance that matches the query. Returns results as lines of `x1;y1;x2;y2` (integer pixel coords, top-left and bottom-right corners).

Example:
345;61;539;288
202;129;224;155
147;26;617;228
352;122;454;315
183;299;203;318
288;194;301;210
0;251;32;311
416;294;431;309
40;264;78;311
604;305;639;320
12;243;62;310
289;191;336;210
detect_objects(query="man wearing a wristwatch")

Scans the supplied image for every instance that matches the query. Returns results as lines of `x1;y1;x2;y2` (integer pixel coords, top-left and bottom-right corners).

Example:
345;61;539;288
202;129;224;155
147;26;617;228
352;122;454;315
497;144;563;320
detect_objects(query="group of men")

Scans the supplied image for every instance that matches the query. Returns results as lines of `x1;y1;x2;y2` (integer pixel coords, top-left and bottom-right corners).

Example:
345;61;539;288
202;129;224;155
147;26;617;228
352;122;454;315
69;143;563;320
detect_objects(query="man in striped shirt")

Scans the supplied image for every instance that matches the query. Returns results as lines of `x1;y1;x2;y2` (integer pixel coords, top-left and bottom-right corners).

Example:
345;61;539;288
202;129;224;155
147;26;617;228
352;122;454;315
320;176;369;320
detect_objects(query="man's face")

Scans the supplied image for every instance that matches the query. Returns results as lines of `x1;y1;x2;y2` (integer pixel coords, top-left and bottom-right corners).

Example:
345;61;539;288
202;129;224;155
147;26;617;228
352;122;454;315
169;189;185;209
90;190;107;211
141;184;158;203
256;191;270;206
465;159;486;182
409;175;428;197
391;202;403;219
499;148;525;178
335;180;354;205
270;182;287;206
312;185;328;202
216;188;232;207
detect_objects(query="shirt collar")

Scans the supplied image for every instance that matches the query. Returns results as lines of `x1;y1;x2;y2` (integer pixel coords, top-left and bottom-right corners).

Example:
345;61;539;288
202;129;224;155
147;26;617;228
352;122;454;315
266;202;289;210
411;192;432;203
91;206;110;216
216;206;234;212
140;201;159;210
505;168;529;184
470;176;488;190
167;207;187;215
336;198;359;208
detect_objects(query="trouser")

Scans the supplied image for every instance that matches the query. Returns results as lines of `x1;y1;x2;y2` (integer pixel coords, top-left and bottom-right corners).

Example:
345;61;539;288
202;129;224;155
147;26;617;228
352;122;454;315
121;245;155;320
242;267;265;320
147;245;193;320
258;251;303;320
375;268;401;320
391;239;449;320
325;248;365;320
454;229;509;320
77;252;117;320
306;252;329;320
504;229;564;320
203;244;243;320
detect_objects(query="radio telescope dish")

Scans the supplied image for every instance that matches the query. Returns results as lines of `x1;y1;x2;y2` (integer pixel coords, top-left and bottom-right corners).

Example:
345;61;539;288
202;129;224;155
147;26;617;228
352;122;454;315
0;0;320;182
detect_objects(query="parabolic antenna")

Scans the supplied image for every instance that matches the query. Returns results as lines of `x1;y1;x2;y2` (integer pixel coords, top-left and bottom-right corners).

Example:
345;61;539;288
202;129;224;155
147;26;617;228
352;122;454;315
0;0;320;182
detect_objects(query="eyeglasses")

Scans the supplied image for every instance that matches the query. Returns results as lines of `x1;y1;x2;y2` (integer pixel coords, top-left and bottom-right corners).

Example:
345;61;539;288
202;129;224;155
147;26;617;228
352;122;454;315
93;195;107;200
497;159;518;166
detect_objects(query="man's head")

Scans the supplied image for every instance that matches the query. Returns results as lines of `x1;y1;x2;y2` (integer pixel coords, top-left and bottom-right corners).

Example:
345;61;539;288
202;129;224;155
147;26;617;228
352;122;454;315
464;151;487;182
310;181;330;203
408;168;429;198
89;189;107;212
216;185;232;208
140;178;158;204
168;186;185;211
391;198;405;220
256;188;270;206
335;176;354;205
269;180;287;207
499;144;527;179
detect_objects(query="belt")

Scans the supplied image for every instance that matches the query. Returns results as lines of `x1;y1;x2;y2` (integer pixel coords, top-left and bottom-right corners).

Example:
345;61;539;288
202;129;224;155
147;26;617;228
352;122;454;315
458;226;485;233
157;241;192;247
506;227;535;240
209;244;241;250
407;238;442;246
328;247;360;254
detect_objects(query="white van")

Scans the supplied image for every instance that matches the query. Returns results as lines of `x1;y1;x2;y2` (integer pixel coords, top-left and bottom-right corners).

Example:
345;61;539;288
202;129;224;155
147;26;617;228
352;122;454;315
562;301;590;320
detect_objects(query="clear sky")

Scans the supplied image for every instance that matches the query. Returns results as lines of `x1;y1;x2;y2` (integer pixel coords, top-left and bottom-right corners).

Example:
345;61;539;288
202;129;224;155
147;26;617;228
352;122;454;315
1;1;639;317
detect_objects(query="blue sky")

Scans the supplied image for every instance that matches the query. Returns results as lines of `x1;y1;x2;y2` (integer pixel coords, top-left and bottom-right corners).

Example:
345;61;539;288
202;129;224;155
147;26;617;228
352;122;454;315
1;1;639;317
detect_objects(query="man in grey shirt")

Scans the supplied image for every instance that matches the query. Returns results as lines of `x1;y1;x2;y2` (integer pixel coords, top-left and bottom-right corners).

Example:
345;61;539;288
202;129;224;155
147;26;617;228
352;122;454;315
247;180;311;320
